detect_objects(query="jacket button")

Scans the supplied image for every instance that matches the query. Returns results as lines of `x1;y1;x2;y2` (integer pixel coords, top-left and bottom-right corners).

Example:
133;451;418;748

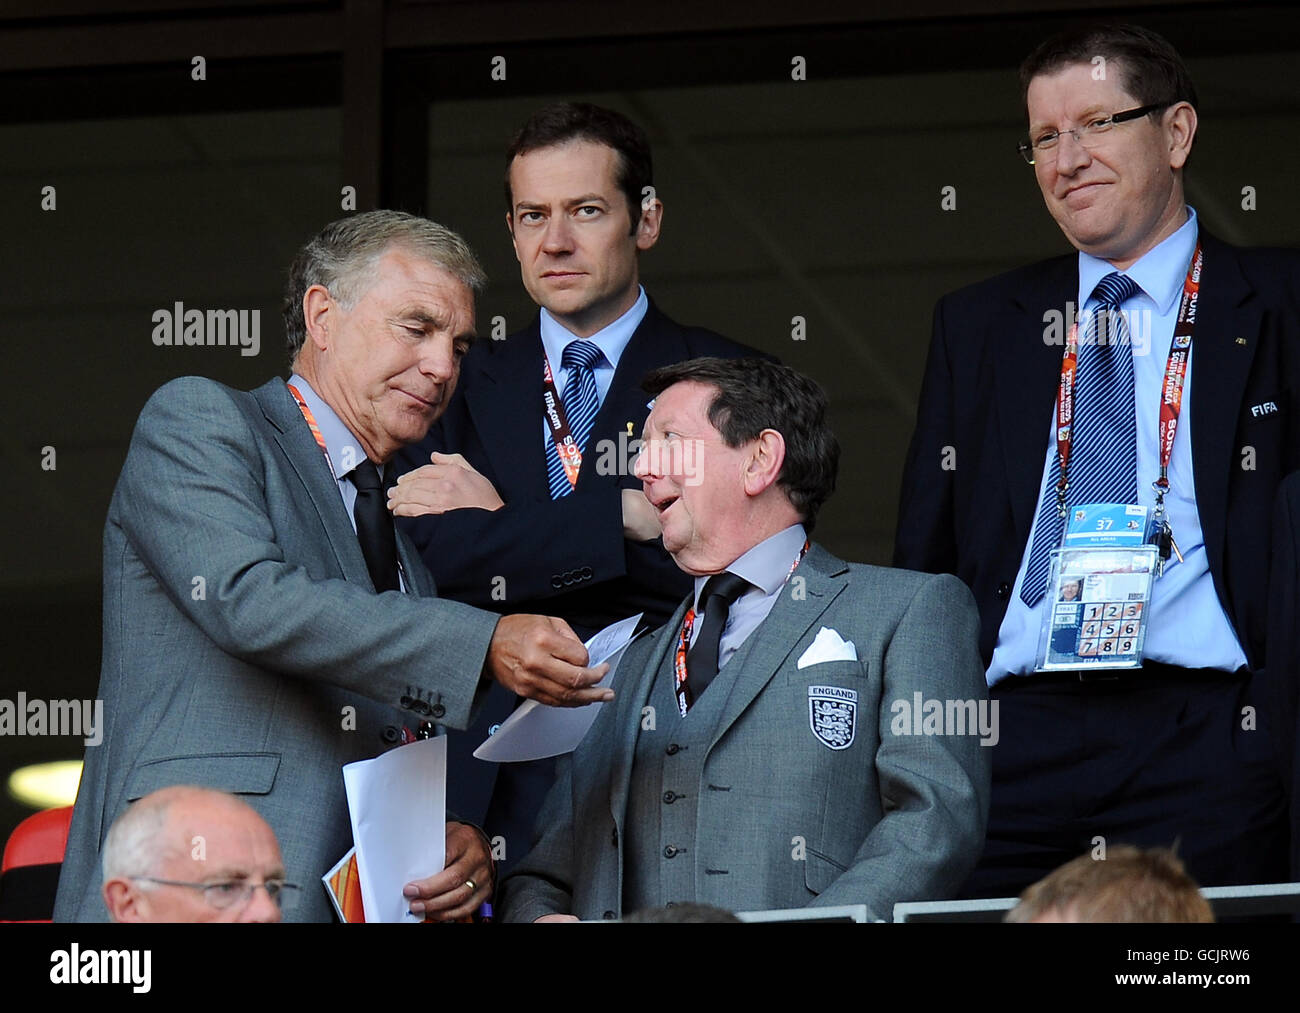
663;791;677;804
430;703;446;719
551;575;563;589
996;581;1011;600
413;699;431;715
580;566;593;579
664;845;678;858
665;743;680;756
602;910;617;920
400;695;413;709
381;725;400;744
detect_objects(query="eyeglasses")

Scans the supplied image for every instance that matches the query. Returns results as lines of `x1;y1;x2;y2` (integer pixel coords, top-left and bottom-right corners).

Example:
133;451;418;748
131;876;300;910
1018;103;1169;164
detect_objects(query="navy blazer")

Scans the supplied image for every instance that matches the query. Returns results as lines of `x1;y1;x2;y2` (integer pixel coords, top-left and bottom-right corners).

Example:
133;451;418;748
894;231;1300;668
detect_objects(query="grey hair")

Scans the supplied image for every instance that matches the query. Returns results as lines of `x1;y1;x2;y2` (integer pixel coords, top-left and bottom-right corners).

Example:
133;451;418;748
282;210;487;363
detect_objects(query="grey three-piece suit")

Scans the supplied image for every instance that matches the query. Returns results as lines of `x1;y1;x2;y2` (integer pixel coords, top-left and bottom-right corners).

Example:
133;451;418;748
499;544;991;921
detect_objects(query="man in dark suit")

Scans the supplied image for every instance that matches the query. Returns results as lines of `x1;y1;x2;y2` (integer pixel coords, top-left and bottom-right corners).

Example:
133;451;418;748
55;211;612;923
391;104;763;867
499;358;990;921
895;24;1300;897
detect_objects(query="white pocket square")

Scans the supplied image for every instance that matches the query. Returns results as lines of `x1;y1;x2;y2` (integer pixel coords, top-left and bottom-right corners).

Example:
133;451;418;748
797;626;858;669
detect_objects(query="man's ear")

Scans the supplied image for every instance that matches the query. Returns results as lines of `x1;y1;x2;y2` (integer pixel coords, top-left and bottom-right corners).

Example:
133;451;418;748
634;198;663;252
302;284;332;351
744;429;786;497
103;878;145;923
1165;101;1197;171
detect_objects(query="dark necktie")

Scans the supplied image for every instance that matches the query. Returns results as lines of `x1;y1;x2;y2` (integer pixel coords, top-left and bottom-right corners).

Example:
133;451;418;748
1022;271;1141;606
348;460;400;593
685;571;753;705
546;340;604;499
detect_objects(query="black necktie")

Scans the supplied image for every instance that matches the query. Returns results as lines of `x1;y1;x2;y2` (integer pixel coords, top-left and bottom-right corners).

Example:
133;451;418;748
348;461;400;592
685;571;753;705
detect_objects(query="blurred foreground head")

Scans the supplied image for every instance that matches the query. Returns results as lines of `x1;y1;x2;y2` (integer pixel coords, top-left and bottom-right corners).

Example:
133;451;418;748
101;785;289;923
1006;845;1213;923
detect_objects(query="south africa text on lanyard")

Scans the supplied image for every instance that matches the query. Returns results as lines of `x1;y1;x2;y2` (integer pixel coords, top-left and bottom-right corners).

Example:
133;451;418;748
1053;241;1202;568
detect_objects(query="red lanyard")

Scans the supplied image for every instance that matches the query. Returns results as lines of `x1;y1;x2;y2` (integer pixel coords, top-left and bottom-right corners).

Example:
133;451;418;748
1053;241;1202;518
541;356;585;490
673;541;810;717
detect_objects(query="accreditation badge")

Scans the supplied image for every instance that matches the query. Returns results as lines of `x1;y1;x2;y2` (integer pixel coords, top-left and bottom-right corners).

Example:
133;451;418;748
1034;503;1156;672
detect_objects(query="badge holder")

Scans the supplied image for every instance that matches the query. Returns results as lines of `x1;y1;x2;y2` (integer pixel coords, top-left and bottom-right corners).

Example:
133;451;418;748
1034;503;1156;672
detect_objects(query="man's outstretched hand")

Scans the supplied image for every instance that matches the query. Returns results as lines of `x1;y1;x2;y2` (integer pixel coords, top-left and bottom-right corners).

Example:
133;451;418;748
487;614;613;707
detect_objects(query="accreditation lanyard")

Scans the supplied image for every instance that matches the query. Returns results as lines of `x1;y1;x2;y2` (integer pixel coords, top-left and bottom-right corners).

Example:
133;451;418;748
288;383;408;592
287;383;337;481
672;541;810;717
542;356;586;490
1052;240;1202;528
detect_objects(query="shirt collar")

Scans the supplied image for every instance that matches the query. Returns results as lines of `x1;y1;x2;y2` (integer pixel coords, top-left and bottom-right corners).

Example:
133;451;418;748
1077;205;1198;315
288;373;371;480
539;285;648;377
693;523;809;609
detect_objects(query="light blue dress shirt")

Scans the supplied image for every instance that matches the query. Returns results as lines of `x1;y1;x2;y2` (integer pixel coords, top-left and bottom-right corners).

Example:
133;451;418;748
988;207;1247;685
538;285;648;448
689;524;808;671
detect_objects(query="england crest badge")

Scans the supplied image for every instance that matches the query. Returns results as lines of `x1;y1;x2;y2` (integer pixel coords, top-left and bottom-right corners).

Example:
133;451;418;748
808;685;857;750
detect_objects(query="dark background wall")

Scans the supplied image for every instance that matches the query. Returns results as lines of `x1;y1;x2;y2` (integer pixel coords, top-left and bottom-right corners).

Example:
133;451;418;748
2;0;1297;844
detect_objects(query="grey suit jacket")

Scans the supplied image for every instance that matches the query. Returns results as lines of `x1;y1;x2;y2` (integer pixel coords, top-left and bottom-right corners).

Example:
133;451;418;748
54;376;501;923
497;544;991;921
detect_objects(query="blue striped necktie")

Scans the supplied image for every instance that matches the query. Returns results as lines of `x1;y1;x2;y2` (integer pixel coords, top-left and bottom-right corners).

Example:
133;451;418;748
547;339;603;499
1021;272;1141;606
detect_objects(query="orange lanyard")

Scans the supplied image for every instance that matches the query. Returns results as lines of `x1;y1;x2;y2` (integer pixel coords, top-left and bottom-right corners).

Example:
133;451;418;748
287;383;336;481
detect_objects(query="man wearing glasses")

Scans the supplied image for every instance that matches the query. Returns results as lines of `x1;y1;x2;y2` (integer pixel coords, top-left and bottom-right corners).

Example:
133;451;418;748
102;786;291;923
896;23;1300;898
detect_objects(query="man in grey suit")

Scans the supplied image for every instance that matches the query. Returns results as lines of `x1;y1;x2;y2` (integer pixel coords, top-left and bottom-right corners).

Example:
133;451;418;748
498;358;991;921
55;211;612;923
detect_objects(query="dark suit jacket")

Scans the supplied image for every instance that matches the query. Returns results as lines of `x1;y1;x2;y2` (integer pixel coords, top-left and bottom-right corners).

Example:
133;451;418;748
497;545;991;922
894;231;1300;669
54;377;499;922
396;299;767;636
1266;471;1300;873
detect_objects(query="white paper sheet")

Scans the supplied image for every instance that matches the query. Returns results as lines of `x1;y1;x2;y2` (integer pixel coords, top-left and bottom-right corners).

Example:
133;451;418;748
341;734;446;923
473;613;643;763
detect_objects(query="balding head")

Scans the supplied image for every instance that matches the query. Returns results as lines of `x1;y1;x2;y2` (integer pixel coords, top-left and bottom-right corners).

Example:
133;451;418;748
101;786;287;923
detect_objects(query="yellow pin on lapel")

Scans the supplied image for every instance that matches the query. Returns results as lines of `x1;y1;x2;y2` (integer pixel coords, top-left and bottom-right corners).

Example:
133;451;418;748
1236;337;1248;346
626;422;634;435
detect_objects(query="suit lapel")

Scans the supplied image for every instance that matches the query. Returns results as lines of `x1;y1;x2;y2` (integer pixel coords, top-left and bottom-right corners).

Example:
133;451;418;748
707;544;850;754
465;321;548;492
252;378;371;586
994;256;1077;540
1190;233;1259;590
